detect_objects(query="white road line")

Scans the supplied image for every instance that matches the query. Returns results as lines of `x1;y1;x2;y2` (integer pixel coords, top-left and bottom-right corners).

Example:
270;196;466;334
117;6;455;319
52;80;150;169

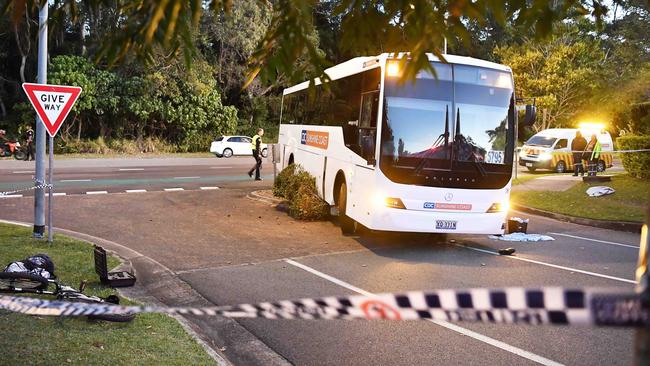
209;166;232;169
0;195;23;198
285;259;563;366
174;176;200;179
45;193;67;197
200;186;219;190
458;245;636;284
119;168;145;171
86;191;108;195
12;171;33;174
61;179;92;182
164;188;184;192
548;232;639;249
126;189;147;193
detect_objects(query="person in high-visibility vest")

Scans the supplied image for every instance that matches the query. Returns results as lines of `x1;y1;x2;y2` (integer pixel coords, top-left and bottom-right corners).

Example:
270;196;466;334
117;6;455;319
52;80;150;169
248;128;264;181
584;134;601;177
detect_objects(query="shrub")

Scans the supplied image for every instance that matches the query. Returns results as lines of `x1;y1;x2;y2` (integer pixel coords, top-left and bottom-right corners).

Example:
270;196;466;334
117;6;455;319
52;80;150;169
273;165;330;220
617;135;650;180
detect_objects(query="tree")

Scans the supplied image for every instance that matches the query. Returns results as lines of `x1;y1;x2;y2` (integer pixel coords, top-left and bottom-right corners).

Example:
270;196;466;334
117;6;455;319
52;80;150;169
2;0;621;86
496;27;606;131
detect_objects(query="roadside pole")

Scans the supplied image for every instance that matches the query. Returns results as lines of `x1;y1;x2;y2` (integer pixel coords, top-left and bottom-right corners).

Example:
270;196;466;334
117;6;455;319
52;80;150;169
47;135;53;242
33;4;48;238
634;202;650;365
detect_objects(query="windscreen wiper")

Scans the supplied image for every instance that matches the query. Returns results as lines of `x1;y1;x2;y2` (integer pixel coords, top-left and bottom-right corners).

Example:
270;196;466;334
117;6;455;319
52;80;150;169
414;106;450;176
452;108;487;177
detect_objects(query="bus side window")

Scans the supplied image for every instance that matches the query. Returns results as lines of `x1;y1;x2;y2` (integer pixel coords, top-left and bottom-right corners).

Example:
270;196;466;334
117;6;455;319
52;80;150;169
555;139;567;150
359;91;379;164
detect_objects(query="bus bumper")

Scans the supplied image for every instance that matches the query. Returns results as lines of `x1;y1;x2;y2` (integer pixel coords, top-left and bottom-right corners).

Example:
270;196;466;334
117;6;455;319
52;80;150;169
369;209;507;235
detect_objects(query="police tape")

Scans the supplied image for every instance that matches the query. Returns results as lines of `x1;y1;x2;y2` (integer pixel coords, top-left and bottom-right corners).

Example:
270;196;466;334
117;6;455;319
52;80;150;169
1;287;648;327
0;180;52;196
515;149;650;154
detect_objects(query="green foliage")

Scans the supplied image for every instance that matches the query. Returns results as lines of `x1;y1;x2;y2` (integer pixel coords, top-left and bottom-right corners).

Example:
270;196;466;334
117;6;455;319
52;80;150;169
273;164;330;220
55;137;177;154
617;135;650;180
496;25;606;131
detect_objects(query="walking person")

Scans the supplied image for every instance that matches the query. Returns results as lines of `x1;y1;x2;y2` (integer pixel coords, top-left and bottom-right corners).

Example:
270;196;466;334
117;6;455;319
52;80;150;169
248;128;264;181
571;130;587;176
583;134;601;177
24;125;34;161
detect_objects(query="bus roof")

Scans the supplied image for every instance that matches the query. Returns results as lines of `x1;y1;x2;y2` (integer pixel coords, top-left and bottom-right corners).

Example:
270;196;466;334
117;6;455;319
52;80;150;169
283;53;512;95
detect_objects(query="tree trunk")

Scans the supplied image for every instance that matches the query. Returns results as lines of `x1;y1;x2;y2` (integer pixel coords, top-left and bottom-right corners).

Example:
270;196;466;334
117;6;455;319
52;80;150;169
19;55;27;84
77;117;82;141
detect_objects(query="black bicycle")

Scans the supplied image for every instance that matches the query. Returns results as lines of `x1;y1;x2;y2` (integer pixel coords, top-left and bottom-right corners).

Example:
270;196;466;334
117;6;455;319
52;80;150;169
0;272;135;322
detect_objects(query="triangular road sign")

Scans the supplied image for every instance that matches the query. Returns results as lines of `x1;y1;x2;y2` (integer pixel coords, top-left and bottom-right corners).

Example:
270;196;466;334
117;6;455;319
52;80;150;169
22;83;82;137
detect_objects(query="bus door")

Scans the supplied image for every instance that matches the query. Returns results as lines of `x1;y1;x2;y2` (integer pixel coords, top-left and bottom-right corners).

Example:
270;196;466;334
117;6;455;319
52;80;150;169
358;90;379;165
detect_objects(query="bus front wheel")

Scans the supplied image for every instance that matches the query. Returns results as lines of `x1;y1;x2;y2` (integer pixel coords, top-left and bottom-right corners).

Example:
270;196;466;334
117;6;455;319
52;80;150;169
338;182;356;235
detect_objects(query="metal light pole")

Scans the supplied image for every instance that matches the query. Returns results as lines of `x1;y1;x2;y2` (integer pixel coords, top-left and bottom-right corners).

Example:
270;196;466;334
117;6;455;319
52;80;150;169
33;4;48;238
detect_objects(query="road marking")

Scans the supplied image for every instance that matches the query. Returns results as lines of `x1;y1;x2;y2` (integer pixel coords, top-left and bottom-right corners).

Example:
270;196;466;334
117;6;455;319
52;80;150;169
61;179;92;182
209;166;232;169
119;168;145;171
285;259;563;366
12;171;33;174
174;176;200;179
126;189;147;193
86;191;108;195
45;193;66;196
164;188;184;192
0;195;23;198
548;232;638;249
200;186;219;190
458;244;636;284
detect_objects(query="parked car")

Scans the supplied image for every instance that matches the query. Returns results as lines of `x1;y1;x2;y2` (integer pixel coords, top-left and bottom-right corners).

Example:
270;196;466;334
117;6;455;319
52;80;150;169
210;135;268;158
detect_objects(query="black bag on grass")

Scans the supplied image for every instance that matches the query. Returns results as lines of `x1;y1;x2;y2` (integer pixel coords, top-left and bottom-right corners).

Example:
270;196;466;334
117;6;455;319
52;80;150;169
3;253;56;279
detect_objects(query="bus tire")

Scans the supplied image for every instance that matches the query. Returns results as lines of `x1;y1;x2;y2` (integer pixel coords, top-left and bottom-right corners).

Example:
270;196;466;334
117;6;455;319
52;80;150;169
555;160;566;173
338;182;356;235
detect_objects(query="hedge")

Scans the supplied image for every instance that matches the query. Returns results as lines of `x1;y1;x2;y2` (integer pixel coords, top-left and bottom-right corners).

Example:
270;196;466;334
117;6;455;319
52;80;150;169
273;164;330;220
617;135;650;180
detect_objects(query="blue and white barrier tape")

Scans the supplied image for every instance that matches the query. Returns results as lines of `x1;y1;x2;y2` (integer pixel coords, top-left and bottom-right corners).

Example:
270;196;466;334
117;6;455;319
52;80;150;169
1;287;648;327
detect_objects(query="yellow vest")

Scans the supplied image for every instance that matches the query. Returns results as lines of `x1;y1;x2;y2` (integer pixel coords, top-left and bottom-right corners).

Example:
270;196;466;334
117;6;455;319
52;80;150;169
251;135;261;150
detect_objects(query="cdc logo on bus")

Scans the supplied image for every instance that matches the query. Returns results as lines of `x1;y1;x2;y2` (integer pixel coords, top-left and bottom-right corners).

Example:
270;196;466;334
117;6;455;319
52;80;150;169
300;130;330;149
423;202;436;209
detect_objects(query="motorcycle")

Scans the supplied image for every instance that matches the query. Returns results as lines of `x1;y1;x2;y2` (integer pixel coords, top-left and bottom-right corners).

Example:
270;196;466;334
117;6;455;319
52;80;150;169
0;141;27;160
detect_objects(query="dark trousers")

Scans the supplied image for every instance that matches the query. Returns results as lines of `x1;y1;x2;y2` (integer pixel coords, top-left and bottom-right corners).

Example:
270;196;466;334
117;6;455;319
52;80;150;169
572;153;584;175
26;143;33;161
587;158;598;176
249;150;262;179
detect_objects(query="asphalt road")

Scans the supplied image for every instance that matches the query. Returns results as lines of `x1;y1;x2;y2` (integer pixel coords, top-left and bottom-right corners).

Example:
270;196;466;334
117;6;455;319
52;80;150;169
0;156;271;195
0;157;642;365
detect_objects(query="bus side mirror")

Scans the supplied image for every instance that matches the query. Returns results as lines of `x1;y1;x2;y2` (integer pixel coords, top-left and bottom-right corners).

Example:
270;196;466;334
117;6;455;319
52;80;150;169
524;105;536;126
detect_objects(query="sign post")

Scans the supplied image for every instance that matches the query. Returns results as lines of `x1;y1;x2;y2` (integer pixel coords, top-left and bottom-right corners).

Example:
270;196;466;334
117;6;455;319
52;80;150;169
22;83;82;243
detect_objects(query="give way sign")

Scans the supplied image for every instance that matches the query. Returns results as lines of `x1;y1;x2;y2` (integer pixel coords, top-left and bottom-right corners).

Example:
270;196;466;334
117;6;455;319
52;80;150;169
22;83;82;137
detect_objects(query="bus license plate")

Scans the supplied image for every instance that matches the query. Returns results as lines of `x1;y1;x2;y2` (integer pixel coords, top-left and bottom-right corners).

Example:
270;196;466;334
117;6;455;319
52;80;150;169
436;220;457;230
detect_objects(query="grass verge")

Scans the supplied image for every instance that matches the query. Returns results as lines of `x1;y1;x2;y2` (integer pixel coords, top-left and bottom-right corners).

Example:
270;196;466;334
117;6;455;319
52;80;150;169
511;174;649;222
0;223;215;365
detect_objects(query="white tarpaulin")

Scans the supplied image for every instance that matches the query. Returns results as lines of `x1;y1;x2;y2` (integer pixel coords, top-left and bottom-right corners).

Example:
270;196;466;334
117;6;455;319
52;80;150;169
489;233;555;242
586;186;615;197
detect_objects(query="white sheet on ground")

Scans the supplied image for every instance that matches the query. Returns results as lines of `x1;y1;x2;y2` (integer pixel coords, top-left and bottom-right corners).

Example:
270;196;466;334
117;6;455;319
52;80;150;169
489;233;555;242
586;186;615;197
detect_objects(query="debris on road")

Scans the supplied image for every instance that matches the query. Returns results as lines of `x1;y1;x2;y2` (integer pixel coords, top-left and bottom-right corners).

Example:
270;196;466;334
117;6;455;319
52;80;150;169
586;186;615;197
507;217;529;233
498;248;516;255
489;233;555;242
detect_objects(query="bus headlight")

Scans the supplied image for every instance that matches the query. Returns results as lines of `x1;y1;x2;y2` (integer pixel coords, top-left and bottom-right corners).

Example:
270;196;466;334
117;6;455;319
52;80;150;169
539;152;552;161
487;200;509;213
385;197;406;209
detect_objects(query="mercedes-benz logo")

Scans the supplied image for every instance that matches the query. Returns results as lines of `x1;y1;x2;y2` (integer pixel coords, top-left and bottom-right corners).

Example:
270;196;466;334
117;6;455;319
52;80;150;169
444;192;453;202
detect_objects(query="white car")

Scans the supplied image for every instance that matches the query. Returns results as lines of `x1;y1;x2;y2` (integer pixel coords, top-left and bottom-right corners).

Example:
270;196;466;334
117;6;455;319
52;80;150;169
210;135;268;158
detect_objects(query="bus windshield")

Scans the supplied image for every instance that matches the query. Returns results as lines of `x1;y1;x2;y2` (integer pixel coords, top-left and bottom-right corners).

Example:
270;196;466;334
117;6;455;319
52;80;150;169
380;62;515;188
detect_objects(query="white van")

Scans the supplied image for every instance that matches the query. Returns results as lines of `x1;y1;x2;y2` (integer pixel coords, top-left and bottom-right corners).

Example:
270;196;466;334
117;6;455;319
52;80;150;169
518;128;614;173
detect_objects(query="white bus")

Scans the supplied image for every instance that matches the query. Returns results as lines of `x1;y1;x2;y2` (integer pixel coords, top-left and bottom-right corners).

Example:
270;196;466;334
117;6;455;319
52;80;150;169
276;53;517;235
